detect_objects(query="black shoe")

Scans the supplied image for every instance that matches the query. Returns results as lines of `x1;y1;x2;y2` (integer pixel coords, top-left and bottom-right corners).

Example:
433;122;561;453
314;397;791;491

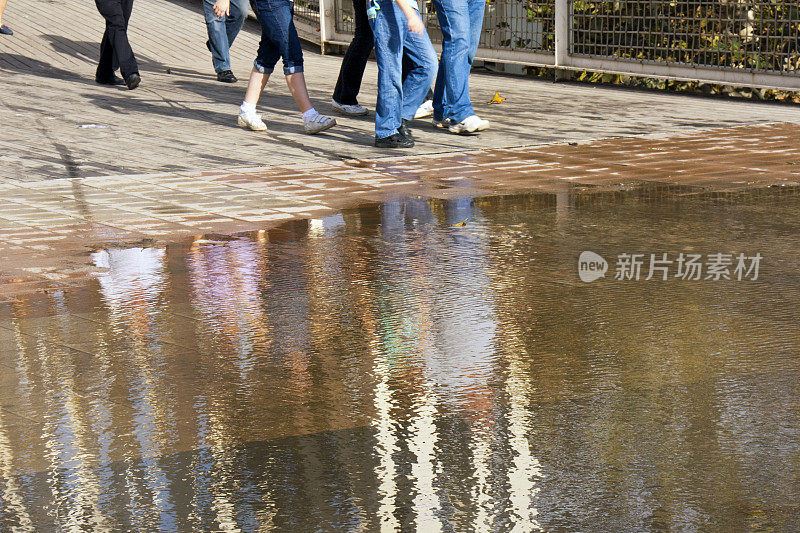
217;70;238;83
206;40;212;52
0;25;13;35
95;74;125;86
399;118;414;142
375;132;414;148
124;72;141;90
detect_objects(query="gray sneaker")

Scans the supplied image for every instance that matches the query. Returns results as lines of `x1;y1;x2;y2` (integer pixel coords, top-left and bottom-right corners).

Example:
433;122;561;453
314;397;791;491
305;114;336;134
331;99;368;116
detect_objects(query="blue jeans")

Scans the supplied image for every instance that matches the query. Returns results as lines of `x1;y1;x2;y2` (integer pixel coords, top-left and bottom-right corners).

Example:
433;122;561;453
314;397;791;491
368;0;437;138
203;0;247;73
431;0;484;122
251;0;304;75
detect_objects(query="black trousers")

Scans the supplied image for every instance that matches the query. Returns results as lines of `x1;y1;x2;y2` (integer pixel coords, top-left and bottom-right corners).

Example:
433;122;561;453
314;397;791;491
95;0;139;80
332;0;373;105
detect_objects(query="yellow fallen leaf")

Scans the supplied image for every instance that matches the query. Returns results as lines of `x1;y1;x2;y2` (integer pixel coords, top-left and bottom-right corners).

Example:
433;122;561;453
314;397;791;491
451;218;469;227
488;91;506;104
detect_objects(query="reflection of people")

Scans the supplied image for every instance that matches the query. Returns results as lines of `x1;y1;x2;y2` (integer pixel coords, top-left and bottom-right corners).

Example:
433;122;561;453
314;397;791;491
226;0;336;134
0;0;12;35
430;0;489;134
93;247;167;308
203;0;247;83
94;0;141;89
369;0;437;148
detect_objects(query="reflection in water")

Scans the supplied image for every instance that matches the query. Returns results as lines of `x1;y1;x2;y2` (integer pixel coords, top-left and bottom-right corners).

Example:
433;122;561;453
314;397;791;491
2;188;800;531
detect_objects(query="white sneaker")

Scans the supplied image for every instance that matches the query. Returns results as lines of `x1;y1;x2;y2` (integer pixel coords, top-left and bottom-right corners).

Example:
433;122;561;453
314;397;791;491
305;114;337;134
414;99;434;119
331;99;368;116
237;110;268;131
448;115;490;134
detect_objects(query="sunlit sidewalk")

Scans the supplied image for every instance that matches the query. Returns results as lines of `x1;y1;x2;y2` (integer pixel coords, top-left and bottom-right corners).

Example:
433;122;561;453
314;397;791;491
3;0;800;182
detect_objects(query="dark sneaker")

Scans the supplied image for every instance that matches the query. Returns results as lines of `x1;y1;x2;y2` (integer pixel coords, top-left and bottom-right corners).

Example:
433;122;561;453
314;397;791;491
217;70;238;83
375;132;414;148
399;118;414;143
95;74;126;86
0;25;12;35
124;72;141;90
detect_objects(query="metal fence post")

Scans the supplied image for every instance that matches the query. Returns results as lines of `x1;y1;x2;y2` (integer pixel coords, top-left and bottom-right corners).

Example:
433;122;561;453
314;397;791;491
554;0;570;81
318;0;334;53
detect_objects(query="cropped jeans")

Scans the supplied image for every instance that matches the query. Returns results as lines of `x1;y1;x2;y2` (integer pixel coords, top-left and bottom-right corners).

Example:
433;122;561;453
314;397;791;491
251;0;304;75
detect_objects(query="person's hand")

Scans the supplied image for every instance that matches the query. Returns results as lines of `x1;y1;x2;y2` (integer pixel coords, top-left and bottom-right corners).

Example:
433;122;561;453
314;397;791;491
213;0;231;18
407;10;425;34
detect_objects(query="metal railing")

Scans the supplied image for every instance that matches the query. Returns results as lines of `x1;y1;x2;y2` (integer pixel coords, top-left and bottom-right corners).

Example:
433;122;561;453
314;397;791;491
303;0;800;92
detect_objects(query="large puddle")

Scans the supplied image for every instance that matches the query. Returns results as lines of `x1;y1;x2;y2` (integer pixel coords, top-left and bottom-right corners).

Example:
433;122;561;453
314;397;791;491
1;188;799;531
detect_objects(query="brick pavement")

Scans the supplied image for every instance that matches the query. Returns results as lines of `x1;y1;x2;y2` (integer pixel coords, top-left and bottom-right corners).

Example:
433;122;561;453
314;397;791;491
3;0;800;181
2;0;800;297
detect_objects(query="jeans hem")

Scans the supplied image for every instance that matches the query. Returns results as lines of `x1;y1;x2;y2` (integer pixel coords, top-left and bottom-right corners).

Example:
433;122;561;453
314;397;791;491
253;60;274;74
375;128;399;138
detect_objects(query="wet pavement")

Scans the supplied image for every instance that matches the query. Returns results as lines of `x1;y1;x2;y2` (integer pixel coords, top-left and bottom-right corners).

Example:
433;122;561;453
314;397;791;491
2;186;800;531
2;122;800;299
4;0;800;526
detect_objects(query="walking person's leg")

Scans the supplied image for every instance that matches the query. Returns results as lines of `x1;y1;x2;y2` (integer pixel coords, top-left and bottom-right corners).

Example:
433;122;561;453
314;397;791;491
431;56;447;123
204;0;247;81
0;0;13;35
432;0;487;133
466;0;484;64
225;0;247;49
237;21;279;131
370;0;408;146
398;25;437;140
96;25;117;82
239;0;335;134
400;30;437;122
95;0;139;88
119;0;139;82
331;0;374;115
203;0;234;78
403;51;434;119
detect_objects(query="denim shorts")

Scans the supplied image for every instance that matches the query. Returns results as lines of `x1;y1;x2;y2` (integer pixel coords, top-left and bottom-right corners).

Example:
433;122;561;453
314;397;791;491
250;0;304;75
